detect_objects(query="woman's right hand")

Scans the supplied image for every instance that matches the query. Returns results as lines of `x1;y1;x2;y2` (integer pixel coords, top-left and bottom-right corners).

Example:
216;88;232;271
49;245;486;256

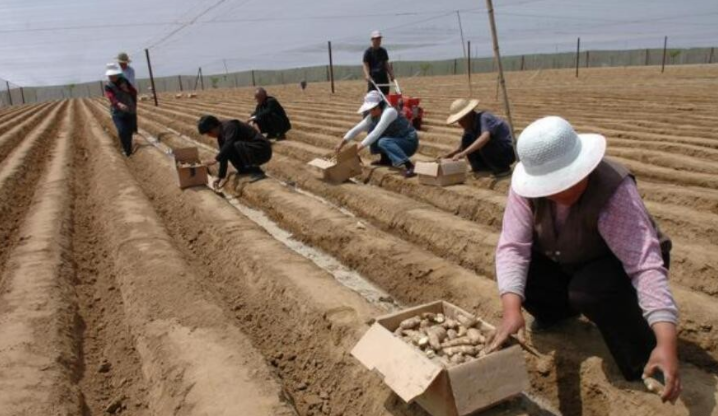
334;141;345;154
486;293;525;353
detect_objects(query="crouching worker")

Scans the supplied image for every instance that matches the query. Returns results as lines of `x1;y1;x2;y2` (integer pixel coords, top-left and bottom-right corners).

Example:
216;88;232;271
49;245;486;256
104;63;137;157
335;91;418;178
444;99;515;178
486;116;681;404
249;88;291;140
197;115;272;188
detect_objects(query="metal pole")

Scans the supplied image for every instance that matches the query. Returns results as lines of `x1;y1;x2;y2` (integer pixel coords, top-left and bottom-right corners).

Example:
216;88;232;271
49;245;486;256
251;70;256;87
575;37;581;78
453;59;457;75
485;0;517;155
99;81;104;97
661;36;668;73
466;40;472;94
328;41;335;94
20;87;25;105
709;47;714;64
6;81;13;106
456;11;467;59
645;48;650;66
199;67;205;90
178;75;183;92
585;50;590;68
520;55;525;71
145;48;159;107
223;59;235;88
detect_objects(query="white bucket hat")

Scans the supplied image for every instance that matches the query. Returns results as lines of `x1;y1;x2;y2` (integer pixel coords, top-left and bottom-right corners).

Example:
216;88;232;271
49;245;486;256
357;91;383;114
511;116;606;198
446;98;480;124
105;63;123;77
371;30;382;39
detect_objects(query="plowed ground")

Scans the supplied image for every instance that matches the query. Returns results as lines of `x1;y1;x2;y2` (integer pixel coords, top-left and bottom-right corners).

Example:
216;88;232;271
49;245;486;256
1;65;717;416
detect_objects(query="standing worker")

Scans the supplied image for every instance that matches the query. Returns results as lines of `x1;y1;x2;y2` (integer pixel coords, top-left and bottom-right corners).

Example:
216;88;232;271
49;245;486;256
117;52;139;134
198;115;272;187
443;99;515;178
363;30;394;95
487;116;681;404
117;52;136;89
335;91;418;178
249;88;291;141
104;63;137;157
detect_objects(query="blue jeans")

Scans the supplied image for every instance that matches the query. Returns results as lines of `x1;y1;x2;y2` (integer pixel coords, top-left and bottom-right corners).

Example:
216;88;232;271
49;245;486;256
370;132;418;166
112;112;137;156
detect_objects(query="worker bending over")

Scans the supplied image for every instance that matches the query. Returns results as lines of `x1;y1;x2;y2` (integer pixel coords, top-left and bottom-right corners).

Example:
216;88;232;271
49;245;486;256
487;116;681;404
198;115;272;187
336;91;418;178
249;88;291;141
444;99;515;178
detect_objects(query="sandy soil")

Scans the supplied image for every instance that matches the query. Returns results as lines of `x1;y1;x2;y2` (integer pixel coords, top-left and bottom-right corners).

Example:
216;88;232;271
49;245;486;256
1;64;717;415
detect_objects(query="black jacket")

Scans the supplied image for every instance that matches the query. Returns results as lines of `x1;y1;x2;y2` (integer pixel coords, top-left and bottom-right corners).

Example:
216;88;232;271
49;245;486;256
252;97;291;133
215;120;271;178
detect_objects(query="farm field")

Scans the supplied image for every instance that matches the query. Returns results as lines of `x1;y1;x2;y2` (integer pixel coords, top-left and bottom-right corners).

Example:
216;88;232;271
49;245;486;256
1;65;718;416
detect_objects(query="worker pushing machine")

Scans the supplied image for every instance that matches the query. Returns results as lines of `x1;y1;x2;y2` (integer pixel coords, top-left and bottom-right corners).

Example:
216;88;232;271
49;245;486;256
487;116;681;404
249;88;291;141
336;90;419;178
363;30;395;95
444;99;515;178
198;115;272;187
104;63;137;157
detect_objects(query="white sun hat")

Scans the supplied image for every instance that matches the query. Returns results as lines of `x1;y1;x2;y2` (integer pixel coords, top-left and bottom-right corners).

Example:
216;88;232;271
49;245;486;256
511;116;606;198
446;98;480;124
371;30;382;39
357;90;383;114
105;63;123;77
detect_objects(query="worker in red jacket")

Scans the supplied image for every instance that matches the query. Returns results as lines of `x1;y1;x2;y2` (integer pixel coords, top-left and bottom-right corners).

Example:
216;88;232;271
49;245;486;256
104;63;137;157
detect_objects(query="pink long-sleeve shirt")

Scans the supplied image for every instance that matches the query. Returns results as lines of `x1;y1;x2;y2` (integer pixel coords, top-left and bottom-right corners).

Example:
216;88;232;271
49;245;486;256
496;177;678;326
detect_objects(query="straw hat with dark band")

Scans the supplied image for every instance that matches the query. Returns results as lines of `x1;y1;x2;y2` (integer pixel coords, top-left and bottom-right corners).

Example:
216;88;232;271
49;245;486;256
117;52;131;63
446;99;481;124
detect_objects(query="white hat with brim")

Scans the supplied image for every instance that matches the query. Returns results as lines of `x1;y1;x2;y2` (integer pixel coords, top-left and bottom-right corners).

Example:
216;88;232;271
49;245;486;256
105;63;123;77
371;30;382;39
357;91;383;114
511;116;606;198
446;98;480;124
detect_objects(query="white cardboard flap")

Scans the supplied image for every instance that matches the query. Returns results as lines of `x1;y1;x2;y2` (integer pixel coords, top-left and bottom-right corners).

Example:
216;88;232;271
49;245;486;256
308;158;335;170
336;143;359;163
414;161;440;177
174;147;200;163
447;345;529;415
351;324;442;403
439;160;468;176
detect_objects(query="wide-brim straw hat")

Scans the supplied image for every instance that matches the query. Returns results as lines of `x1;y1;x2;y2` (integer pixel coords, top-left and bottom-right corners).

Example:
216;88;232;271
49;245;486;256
511;116;606;198
446;98;480;124
358;90;383;113
117;52;131;63
105;63;123;77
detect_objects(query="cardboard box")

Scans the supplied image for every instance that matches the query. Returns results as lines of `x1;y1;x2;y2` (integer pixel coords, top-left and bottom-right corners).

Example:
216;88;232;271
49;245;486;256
415;160;467;187
351;301;529;416
173;147;208;189
307;143;362;184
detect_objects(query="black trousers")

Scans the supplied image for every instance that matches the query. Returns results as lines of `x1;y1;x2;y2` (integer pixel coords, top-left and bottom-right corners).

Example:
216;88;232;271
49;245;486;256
462;134;515;174
367;74;390;95
112;112;137;156
256;115;290;138
523;252;668;380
